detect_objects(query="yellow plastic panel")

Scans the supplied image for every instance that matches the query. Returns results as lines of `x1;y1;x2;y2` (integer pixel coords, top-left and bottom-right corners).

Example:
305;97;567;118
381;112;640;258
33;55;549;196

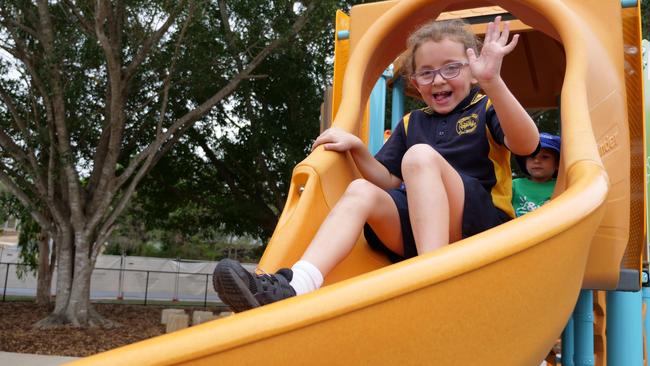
67;162;607;366
349;1;399;145
620;5;645;277
331;10;350;123
348;1;398;53
67;0;632;364
259;151;391;281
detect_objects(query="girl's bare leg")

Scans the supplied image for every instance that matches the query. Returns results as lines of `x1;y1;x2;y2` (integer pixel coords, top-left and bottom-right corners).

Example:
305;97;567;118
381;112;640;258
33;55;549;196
214;180;405;311
301;179;404;275
401;144;465;254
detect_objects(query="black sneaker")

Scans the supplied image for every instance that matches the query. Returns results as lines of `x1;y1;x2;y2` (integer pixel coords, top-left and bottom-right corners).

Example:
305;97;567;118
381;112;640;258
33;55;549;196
213;259;296;313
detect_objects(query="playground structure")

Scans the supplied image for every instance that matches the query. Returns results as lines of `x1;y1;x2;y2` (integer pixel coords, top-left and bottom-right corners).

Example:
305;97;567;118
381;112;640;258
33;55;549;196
68;0;646;365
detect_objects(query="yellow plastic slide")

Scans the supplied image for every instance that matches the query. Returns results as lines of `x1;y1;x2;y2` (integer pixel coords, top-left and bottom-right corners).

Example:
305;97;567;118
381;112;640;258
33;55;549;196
69;0;643;365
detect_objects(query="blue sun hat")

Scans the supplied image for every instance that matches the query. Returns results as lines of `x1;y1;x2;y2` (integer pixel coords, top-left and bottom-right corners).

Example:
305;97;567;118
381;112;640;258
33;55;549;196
515;132;561;175
539;132;561;155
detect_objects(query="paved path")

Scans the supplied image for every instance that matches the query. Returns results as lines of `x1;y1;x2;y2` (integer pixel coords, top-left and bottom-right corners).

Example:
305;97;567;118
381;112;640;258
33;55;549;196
0;351;79;365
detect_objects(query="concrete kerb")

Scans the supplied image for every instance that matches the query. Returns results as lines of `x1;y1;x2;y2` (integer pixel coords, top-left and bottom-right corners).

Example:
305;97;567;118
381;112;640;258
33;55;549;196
192;310;216;325
165;313;190;333
161;308;185;324
0;352;78;366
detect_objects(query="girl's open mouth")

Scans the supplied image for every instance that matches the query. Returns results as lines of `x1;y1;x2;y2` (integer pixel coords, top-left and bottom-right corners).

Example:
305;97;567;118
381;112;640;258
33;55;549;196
433;91;452;102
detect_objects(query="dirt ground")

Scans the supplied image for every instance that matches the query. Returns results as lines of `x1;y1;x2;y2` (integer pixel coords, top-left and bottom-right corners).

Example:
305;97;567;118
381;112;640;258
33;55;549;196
0;301;221;357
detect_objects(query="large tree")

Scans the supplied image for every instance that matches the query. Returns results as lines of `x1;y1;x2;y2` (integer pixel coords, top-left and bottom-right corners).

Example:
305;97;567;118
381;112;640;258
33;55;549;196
0;0;337;327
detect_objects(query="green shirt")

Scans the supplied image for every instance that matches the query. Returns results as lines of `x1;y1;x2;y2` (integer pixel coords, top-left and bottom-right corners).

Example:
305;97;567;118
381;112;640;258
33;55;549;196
511;178;556;217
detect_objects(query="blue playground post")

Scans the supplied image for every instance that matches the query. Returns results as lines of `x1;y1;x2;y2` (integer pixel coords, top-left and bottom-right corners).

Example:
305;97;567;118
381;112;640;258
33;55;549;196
573;290;594;366
561;316;575;366
368;68;391;155
391;76;405;130
642;273;650;364
607;290;644;365
644;36;650;362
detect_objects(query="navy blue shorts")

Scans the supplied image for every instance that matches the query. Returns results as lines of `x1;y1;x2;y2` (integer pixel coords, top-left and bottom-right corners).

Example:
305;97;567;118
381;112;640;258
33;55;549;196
363;173;512;263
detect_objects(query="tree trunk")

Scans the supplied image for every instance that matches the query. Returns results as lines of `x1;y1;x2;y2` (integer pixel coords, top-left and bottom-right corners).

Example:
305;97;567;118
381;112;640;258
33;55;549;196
35;230;53;305
51;229;72;314
34;229;116;328
64;254;116;328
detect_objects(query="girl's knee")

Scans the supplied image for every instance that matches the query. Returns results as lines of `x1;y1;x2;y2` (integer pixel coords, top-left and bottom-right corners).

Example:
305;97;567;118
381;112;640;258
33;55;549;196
345;179;377;197
342;179;385;209
402;144;442;172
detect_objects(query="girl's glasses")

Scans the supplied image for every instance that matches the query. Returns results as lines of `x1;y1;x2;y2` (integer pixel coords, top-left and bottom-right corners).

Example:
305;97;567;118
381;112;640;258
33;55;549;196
411;62;469;86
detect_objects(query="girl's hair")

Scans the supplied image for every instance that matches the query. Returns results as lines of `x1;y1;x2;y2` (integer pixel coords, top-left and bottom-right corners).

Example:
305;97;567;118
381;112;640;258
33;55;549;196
404;19;481;76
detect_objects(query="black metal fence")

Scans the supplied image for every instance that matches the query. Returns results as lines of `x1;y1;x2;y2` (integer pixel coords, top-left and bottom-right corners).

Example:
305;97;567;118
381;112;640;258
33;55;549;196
1;262;221;307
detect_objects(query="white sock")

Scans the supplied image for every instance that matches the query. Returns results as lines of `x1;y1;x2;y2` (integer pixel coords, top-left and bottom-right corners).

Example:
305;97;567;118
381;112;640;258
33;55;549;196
289;260;324;295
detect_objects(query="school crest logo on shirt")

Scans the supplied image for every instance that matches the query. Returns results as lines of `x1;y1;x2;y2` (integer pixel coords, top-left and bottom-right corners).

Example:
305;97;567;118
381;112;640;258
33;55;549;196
456;114;478;135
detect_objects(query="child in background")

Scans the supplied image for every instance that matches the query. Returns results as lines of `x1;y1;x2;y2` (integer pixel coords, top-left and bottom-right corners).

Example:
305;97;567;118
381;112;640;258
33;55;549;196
512;132;561;217
512;132;561;366
213;16;540;312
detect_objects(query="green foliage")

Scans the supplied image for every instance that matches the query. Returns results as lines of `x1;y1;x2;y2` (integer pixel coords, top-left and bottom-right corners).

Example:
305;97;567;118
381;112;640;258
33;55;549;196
531;109;561;135
113;0;358;254
0;193;40;277
0;0;362;265
103;227;262;262
15;217;40;278
643;0;649;40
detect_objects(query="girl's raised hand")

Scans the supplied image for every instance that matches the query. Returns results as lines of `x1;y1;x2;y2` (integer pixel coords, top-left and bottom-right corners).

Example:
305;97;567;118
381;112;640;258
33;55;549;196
311;127;362;152
467;16;519;86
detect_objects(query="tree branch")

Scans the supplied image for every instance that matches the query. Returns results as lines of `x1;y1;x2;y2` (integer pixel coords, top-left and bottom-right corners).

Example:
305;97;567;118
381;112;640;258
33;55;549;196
0;126;38;178
121;0;188;87
0;86;33;146
156;1;194;136
116;1;315;192
86;2;195;236
0;164;49;229
0;7;40;40
86;0;128;226
96;2;315;242
62;0;95;37
0;41;52;121
36;0;85;228
95;145;157;246
217;0;245;71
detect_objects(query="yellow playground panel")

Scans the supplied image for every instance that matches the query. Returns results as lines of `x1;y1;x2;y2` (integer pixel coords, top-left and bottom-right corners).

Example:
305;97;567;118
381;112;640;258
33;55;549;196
68;0;645;365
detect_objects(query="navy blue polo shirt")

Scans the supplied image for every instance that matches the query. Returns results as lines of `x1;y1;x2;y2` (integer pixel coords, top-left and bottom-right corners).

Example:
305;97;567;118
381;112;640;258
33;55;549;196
375;87;514;218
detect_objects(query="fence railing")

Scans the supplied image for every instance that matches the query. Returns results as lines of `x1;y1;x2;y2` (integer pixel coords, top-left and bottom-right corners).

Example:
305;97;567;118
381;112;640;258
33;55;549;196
1;262;222;307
